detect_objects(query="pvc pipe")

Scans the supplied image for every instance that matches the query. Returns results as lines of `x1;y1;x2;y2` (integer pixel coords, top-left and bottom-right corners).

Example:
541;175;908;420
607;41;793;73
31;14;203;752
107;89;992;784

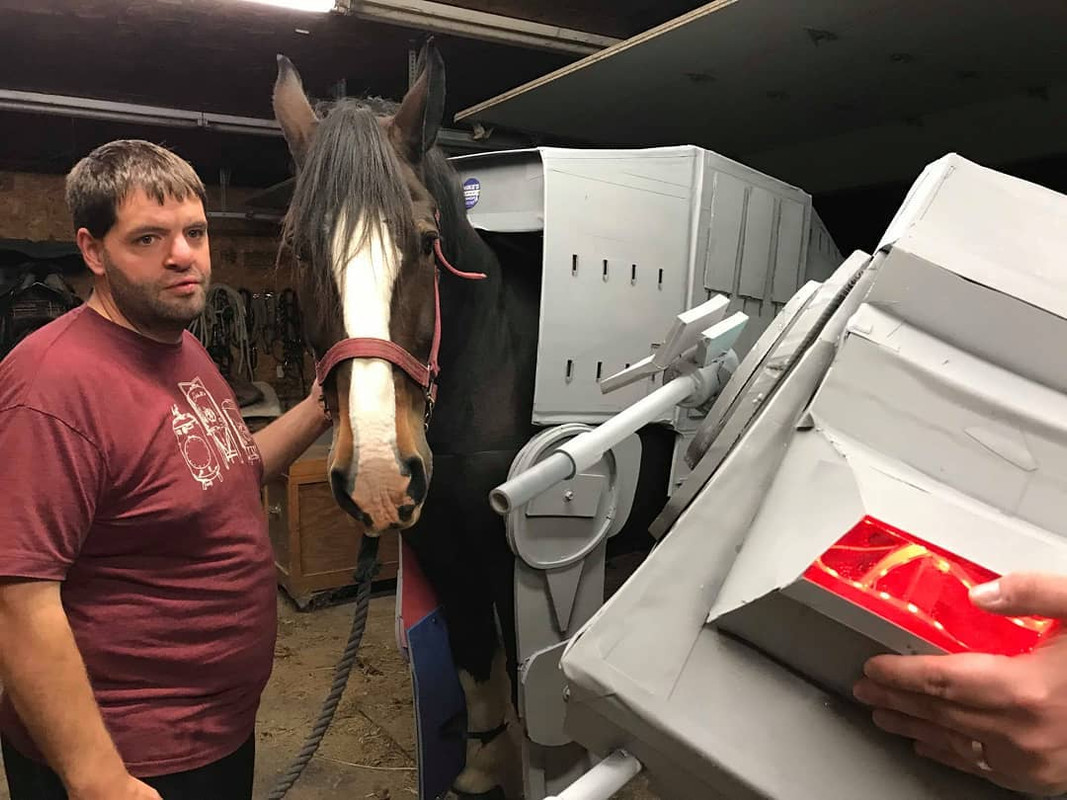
557;365;710;474
489;452;573;515
544;751;642;800
489;364;717;514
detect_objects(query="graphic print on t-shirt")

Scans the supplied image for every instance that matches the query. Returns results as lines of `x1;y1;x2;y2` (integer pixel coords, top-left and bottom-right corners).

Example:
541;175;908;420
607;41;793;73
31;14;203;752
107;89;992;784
221;398;260;463
171;404;223;489
171;376;261;489
180;377;242;468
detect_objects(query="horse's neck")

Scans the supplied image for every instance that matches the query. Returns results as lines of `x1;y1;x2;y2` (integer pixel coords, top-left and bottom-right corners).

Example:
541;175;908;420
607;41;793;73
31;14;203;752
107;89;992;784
438;229;508;365
432;226;540;448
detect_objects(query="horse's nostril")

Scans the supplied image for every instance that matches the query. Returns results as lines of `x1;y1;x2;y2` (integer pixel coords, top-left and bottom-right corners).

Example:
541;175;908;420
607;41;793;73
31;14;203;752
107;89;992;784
330;469;373;527
330;469;351;499
403;457;428;505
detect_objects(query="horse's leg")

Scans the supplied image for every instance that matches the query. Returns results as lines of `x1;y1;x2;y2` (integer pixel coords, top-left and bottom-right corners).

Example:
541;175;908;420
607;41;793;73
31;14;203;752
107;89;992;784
406;454;522;799
450;594;521;799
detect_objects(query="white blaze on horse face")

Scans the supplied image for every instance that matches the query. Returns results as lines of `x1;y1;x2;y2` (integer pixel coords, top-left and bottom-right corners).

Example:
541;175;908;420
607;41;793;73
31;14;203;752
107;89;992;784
333;213;402;487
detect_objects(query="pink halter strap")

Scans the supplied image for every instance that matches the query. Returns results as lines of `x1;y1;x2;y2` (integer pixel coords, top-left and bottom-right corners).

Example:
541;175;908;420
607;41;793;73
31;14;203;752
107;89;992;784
314;223;486;421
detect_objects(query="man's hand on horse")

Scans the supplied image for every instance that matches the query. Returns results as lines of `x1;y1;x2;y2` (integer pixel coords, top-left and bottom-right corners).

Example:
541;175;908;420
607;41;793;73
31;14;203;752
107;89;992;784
306;380;331;428
853;572;1067;795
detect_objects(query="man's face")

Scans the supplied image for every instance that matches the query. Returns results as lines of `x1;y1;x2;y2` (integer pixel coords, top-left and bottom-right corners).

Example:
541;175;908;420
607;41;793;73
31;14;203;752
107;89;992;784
98;188;211;332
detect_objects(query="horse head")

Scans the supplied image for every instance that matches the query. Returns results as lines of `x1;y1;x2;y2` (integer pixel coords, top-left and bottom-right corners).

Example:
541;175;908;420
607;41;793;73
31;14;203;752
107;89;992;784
272;43;450;533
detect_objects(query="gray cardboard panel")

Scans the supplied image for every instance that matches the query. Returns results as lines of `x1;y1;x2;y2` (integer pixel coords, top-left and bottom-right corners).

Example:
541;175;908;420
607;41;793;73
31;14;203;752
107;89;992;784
878;154;1067;321
772;196;806;302
813;312;1067;537
453;145;836;426
534;148;699;424
805;208;843;283
703;171;748;294
866;249;1067;397
709;425;1067;629
452;149;546;233
554;155;1067;800
738;187;775;299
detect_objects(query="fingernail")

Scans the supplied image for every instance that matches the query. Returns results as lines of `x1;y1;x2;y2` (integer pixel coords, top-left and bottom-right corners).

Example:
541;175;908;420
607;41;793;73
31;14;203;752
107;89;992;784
853;682;871;704
970;580;1003;607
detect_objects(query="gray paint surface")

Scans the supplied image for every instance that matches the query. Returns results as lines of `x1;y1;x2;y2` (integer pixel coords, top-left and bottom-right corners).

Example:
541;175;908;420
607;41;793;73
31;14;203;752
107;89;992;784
556;154;1067;798
451;145;839;427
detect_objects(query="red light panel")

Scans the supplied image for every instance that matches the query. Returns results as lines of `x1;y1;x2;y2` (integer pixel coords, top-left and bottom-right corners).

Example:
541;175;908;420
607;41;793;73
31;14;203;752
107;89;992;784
803;516;1059;656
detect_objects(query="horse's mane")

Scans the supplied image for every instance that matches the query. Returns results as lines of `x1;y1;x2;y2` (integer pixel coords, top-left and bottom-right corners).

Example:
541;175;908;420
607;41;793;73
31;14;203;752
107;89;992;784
281;95;498;310
338;96;495;275
281;97;414;309
425;148;496;272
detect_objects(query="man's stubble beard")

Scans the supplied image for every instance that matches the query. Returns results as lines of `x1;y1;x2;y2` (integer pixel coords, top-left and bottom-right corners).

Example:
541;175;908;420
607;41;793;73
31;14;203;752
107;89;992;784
101;249;209;334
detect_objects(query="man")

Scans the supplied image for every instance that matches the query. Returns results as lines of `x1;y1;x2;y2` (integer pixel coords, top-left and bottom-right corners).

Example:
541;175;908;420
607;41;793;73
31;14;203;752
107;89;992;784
856;573;1067;796
0;140;330;799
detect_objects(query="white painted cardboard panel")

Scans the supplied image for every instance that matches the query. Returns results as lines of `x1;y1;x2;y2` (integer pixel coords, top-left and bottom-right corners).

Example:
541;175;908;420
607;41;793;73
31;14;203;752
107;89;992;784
737;187;775;299
878;153;1067;321
534;147;699;423
448;145;838;425
772;197;807;302
551;153;1067;800
805;207;843;283
453;149;546;233
867;252;1067;398
702;171;747;294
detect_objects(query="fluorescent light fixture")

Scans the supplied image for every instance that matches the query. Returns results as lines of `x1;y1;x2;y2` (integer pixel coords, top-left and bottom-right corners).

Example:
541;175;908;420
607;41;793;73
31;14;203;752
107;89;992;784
234;0;336;12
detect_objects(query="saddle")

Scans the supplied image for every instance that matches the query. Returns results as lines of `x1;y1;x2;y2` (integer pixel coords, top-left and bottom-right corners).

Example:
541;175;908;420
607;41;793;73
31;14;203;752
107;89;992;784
0;270;82;359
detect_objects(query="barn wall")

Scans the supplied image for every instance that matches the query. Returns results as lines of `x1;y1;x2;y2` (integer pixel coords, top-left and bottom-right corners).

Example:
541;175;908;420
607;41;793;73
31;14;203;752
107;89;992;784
0;170;313;405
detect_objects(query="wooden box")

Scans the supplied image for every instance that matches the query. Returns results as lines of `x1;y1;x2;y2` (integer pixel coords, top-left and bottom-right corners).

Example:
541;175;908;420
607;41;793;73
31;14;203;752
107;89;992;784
264;444;399;608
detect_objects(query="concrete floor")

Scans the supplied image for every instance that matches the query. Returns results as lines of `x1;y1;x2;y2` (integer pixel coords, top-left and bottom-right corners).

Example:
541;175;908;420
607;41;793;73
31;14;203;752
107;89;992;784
0;589;658;800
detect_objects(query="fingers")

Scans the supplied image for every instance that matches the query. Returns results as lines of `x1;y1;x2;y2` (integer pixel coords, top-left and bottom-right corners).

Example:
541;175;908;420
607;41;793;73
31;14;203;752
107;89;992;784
972;573;1067;620
913;741;999;783
911;741;1064;796
871;708;980;762
862;652;1023;711
854;678;995;738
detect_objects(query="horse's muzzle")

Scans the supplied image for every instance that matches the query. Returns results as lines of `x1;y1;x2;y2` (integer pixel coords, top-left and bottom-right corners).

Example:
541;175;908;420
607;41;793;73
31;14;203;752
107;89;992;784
330;454;428;531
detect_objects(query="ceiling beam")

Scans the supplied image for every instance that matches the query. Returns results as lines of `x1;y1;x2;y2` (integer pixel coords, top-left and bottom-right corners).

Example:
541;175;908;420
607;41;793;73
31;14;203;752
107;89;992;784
0;88;533;154
340;0;621;55
0;89;280;137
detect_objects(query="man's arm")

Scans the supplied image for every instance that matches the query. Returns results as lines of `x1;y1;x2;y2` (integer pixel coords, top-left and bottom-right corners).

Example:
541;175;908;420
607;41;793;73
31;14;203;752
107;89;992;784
0;579;160;800
253;383;332;484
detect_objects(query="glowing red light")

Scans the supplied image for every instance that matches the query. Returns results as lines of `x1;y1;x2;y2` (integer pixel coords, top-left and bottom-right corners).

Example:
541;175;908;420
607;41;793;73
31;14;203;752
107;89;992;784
803;516;1059;656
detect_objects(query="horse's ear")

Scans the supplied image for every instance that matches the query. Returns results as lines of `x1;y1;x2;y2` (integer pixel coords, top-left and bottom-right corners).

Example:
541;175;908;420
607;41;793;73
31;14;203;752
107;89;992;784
391;39;446;161
273;54;319;169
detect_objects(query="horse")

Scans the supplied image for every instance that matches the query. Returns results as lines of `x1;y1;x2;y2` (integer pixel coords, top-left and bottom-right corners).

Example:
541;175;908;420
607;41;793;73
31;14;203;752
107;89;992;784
271;42;674;798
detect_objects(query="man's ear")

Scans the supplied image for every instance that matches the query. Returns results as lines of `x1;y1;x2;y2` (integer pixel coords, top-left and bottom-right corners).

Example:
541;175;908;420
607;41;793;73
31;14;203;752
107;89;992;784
76;229;106;278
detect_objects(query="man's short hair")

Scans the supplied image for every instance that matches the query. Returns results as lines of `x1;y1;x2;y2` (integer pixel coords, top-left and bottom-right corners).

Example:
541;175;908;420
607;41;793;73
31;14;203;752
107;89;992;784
65;140;207;238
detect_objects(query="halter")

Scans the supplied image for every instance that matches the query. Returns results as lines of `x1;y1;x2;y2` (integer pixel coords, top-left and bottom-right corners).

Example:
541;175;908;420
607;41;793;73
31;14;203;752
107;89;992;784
314;218;486;428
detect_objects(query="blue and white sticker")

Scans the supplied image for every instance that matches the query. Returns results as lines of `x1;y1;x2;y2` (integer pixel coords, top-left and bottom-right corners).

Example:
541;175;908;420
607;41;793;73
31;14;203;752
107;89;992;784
463;178;481;210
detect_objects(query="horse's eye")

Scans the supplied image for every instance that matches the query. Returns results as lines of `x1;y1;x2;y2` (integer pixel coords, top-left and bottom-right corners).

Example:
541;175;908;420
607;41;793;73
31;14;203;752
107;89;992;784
421;231;438;258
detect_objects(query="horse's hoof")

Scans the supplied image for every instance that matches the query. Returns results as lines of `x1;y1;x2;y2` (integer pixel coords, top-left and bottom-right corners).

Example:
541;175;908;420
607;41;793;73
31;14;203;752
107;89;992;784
451;720;523;799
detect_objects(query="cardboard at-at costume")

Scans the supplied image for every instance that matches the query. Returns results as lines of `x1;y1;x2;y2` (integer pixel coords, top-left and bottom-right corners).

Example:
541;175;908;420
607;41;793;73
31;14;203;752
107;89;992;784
555;154;1067;799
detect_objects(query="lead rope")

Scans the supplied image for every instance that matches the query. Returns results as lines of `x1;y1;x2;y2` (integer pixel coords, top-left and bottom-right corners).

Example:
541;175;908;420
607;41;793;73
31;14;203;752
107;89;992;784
266;537;381;800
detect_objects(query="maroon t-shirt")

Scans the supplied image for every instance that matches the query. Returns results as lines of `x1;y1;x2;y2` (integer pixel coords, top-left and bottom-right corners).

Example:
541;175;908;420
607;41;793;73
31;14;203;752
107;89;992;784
0;305;277;777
